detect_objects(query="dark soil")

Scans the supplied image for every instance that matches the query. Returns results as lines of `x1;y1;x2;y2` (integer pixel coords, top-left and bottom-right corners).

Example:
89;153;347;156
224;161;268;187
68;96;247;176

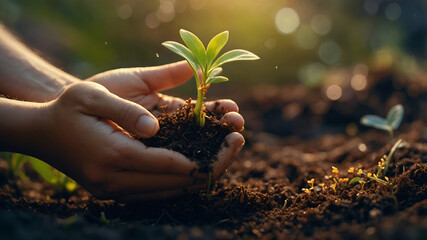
0;69;426;239
138;103;231;173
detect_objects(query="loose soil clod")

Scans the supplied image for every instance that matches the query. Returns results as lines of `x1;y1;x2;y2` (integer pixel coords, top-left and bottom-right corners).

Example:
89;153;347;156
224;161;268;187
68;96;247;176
138;103;231;173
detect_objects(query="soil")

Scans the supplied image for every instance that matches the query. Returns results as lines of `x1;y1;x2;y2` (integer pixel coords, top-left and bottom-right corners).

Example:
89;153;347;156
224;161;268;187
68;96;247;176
138;103;231;174
0;69;426;239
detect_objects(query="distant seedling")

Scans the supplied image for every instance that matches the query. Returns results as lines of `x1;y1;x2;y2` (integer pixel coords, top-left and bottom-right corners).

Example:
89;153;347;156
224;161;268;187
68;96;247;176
360;104;404;140
28;157;77;193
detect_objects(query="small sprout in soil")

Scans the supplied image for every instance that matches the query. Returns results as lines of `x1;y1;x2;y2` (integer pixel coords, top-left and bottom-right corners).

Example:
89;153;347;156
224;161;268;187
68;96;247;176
348;146;402;192
360;104;404;140
162;29;259;127
330;183;337;192
28;157;77;193
281;199;288;210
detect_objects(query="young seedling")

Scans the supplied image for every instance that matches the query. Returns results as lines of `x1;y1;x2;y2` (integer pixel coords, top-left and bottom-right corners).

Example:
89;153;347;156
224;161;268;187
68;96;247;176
360;104;404;140
4;153;28;180
28;157;77;193
162;29;259;127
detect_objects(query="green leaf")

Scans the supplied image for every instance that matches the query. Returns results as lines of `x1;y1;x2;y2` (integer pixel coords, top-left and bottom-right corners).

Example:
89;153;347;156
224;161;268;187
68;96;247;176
162;41;198;74
360;115;390;131
206;31;228;67
208;67;222;79
349;177;361;185
206;76;229;85
211;49;260;69
179;29;207;69
386;104;404;130
28;157;56;184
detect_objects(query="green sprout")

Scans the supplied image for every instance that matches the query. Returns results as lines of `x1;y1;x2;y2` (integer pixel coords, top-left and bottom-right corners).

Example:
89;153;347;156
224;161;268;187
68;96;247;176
360;104;404;140
4;153;28;180
28;157;77;193
162;29;259;127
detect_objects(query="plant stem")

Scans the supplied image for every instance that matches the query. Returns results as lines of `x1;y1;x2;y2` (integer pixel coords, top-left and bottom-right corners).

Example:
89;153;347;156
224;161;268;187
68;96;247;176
388;128;394;141
193;86;205;127
385;138;402;174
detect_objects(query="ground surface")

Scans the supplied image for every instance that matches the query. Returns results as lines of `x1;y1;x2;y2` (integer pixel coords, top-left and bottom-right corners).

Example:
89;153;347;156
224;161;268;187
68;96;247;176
0;70;426;239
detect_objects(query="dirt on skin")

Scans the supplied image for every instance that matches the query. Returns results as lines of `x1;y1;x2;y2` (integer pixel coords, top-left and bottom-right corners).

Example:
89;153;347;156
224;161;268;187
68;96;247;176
0;70;426;240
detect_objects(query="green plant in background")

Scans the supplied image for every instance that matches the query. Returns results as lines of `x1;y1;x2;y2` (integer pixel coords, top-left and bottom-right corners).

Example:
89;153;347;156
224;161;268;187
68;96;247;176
162;29;259;127
4;153;28;180
360;104;407;174
28;157;77;193
360;104;404;140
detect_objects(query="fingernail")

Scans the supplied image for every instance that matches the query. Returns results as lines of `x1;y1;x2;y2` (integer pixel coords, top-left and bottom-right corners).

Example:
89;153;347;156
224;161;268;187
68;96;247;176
234;138;245;152
136;115;158;138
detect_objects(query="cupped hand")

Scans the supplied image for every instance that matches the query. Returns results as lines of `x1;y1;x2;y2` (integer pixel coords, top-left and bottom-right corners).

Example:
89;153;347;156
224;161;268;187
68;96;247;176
36;62;244;201
87;61;245;179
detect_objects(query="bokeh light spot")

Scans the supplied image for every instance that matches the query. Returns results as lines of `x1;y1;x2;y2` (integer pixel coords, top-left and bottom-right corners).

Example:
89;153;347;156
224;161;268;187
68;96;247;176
364;0;379;15
325;84;342;101
157;1;175;23
311;14;332;35
353;64;369;76
358;143;367;152
319;41;341;64
117;4;133;20
385;3;402;21
296;25;318;50
146;12;160;28
264;38;277;49
298;62;326;87
275;8;300;34
351;74;368;91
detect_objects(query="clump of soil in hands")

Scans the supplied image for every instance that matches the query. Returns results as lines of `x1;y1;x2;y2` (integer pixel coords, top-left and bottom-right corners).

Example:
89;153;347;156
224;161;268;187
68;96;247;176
138;101;232;173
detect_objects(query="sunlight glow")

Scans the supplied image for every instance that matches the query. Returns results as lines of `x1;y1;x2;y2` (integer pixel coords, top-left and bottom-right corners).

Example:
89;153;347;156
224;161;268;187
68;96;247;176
275;8;300;34
189;0;207;10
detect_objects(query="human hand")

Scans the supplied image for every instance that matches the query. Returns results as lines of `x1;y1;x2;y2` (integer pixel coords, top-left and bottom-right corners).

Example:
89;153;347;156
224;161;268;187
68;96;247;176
32;61;244;201
87;61;245;179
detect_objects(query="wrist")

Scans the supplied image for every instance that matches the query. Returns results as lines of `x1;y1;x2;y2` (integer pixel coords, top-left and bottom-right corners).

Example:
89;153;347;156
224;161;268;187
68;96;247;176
0;97;50;155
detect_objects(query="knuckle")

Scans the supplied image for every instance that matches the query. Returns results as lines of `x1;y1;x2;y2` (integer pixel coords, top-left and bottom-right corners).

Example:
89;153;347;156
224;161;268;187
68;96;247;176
59;82;107;109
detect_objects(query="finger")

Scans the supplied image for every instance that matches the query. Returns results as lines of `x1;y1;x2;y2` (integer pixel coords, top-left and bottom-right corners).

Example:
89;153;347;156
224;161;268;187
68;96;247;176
119;184;205;201
157;93;186;113
211;132;245;179
137;60;194;92
117;140;200;176
220;112;245;132
109;172;207;196
69;82;159;138
205;99;239;113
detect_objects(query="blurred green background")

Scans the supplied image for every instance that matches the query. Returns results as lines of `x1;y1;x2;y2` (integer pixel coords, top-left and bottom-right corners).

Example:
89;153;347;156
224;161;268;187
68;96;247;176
0;0;425;98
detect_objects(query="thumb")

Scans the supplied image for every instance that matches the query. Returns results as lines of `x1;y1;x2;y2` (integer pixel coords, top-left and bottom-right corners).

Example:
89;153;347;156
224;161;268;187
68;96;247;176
65;82;159;138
